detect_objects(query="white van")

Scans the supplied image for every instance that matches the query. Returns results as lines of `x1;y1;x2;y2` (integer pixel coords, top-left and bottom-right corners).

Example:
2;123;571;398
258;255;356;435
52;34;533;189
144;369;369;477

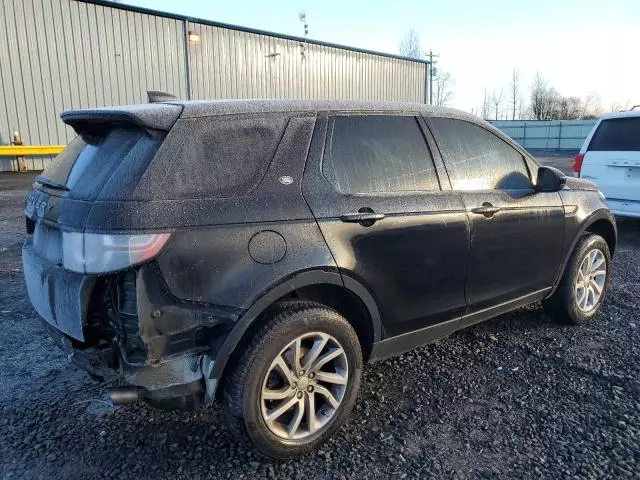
575;108;640;217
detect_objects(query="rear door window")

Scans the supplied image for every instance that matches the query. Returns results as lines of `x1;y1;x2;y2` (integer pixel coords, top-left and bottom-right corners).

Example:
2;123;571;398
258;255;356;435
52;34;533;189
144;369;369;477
323;115;440;194
588;117;640;151
431;118;531;191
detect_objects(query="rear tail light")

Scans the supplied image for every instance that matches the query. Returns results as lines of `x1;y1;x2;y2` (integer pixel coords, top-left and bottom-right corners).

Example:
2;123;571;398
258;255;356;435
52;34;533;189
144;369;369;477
62;232;170;274
573;153;584;177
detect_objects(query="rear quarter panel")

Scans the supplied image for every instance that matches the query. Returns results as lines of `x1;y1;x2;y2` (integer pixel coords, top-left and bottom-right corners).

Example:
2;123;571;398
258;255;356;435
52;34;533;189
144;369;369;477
151;115;339;310
156;221;337;308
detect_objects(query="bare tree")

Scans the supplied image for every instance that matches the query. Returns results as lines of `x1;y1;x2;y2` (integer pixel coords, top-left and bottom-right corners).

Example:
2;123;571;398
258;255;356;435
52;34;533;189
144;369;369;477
491;89;504;121
518;101;526;120
530;72;564;120
509;68;520;120
610;100;631;112
481;87;489;119
399;29;422;59
556;96;583;120
581;93;603;119
530;72;549;120
434;71;455;107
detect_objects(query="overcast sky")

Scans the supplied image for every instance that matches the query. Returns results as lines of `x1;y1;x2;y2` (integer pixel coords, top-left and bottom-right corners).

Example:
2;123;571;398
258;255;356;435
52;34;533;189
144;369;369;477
124;0;639;113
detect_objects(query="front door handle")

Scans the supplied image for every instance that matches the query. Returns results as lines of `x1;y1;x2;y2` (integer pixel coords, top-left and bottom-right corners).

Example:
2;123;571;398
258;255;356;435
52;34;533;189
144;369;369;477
471;202;501;218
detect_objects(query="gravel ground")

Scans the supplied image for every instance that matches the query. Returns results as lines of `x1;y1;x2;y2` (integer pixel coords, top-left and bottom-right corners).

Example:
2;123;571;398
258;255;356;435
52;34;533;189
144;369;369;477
1;168;639;480
533;155;575;175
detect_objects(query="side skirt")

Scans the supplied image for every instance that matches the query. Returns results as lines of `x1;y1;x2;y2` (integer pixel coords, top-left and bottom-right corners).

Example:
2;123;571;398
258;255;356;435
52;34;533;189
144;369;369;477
369;288;551;361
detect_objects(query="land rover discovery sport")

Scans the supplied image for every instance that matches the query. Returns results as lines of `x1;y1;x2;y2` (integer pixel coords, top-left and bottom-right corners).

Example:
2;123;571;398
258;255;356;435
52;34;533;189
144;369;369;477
23;99;616;457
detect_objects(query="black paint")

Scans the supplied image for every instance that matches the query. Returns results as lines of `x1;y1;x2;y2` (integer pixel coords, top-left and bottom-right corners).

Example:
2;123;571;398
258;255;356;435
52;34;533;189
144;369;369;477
23;100;616;406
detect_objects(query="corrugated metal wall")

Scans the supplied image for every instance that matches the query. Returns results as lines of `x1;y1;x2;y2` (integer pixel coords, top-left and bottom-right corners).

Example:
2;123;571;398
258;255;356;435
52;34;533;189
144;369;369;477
187;22;426;103
0;0;187;146
0;0;427;171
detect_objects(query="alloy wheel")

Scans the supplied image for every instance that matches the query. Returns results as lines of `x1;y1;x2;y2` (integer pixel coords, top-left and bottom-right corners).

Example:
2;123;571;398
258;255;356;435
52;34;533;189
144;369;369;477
574;248;606;312
260;332;349;440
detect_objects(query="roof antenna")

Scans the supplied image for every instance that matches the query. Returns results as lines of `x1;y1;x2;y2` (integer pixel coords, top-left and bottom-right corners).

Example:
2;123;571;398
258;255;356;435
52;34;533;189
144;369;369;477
147;91;178;103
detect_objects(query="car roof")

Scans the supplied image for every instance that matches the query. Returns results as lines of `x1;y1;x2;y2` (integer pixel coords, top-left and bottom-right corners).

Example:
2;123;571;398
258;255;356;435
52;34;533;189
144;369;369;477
61;99;482;131
169;99;472;119
599;108;640;120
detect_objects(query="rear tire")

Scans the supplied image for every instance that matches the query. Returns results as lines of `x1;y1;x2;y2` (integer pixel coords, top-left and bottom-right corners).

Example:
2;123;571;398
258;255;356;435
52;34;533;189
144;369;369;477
543;233;611;325
223;301;362;458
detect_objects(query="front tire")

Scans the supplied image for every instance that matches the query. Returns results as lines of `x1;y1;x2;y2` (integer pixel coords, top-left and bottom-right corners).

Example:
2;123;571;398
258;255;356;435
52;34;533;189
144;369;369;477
223;301;363;458
543;233;611;325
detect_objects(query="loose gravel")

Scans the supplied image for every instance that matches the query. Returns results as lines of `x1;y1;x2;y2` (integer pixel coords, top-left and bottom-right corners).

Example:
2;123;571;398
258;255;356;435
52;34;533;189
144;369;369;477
1;170;639;480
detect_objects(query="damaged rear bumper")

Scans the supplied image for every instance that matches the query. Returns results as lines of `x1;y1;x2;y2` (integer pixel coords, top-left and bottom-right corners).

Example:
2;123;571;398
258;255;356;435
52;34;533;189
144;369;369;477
46;322;208;408
23;239;242;408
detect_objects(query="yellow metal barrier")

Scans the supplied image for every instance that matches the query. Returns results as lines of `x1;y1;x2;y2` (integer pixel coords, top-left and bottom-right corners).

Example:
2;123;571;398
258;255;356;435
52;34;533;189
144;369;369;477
0;145;64;156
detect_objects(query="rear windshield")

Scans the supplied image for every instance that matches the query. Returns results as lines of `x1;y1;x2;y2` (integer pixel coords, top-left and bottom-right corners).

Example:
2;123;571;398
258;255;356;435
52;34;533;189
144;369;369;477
38;127;164;200
588;117;640;151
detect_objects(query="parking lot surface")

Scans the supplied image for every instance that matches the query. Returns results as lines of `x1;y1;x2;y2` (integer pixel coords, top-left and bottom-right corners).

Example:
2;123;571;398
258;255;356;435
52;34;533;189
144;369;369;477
1;164;638;479
536;155;576;175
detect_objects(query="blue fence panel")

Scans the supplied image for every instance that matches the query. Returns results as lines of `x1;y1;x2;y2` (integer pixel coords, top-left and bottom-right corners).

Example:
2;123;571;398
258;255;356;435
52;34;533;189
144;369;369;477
491;120;597;153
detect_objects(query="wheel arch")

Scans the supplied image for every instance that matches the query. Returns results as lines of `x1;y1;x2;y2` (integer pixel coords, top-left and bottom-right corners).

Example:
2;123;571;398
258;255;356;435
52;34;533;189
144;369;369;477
549;209;616;296
584;217;616;255
210;269;382;394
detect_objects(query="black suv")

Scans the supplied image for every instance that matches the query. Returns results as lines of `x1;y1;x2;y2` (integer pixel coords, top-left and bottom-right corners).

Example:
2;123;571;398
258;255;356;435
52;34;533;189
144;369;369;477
23;100;616;457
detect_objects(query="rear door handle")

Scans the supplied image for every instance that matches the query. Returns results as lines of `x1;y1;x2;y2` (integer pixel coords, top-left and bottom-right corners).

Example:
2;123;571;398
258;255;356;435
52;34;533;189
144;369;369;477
471;202;501;218
340;212;385;224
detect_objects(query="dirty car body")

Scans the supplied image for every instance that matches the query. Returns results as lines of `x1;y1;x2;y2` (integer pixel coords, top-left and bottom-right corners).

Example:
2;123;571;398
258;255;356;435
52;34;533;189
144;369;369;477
23;99;616;410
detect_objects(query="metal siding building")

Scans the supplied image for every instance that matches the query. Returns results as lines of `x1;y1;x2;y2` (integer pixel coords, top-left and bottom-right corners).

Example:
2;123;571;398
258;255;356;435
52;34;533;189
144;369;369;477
0;0;429;171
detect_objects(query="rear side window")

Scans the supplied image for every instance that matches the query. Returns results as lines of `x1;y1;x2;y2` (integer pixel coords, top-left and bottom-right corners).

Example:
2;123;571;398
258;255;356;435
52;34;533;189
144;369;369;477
588;118;640;151
323;115;439;194
136;115;288;199
38;127;160;200
431;118;531;191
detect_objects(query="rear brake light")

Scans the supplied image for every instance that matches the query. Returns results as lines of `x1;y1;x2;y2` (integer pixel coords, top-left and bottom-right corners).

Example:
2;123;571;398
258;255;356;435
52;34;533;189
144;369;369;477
573;153;584;177
62;232;170;274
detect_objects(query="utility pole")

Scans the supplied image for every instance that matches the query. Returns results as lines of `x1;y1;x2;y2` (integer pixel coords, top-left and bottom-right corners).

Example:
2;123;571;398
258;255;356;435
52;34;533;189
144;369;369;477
299;12;308;58
426;49;439;105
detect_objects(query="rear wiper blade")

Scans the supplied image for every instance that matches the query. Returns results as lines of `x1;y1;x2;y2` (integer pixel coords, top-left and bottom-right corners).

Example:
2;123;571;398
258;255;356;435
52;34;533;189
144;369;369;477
34;175;70;191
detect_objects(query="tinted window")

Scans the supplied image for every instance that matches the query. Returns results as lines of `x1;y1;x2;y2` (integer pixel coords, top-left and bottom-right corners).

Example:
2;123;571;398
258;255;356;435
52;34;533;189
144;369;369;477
137;115;288;199
323;115;439;194
588;118;640;151
38;127;159;200
432;118;531;191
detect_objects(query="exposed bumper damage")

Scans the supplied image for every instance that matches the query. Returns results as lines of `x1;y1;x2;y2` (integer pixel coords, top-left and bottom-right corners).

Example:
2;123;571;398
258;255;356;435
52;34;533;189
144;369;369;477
23;241;242;408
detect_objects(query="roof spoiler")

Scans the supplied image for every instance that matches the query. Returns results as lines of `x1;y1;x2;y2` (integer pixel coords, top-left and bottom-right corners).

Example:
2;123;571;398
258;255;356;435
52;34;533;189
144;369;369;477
147;90;178;103
61;103;183;134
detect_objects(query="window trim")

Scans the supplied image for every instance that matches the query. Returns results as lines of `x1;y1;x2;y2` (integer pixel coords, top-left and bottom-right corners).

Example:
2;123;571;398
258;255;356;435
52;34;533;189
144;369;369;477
321;113;443;196
426;116;535;192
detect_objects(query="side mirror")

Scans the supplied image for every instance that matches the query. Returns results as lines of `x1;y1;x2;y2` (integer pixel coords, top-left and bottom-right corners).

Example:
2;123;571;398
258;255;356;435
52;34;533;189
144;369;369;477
536;166;567;192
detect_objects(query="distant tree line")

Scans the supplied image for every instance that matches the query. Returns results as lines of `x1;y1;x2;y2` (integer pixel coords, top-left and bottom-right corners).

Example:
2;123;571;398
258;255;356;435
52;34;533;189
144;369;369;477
528;73;602;120
481;70;633;121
